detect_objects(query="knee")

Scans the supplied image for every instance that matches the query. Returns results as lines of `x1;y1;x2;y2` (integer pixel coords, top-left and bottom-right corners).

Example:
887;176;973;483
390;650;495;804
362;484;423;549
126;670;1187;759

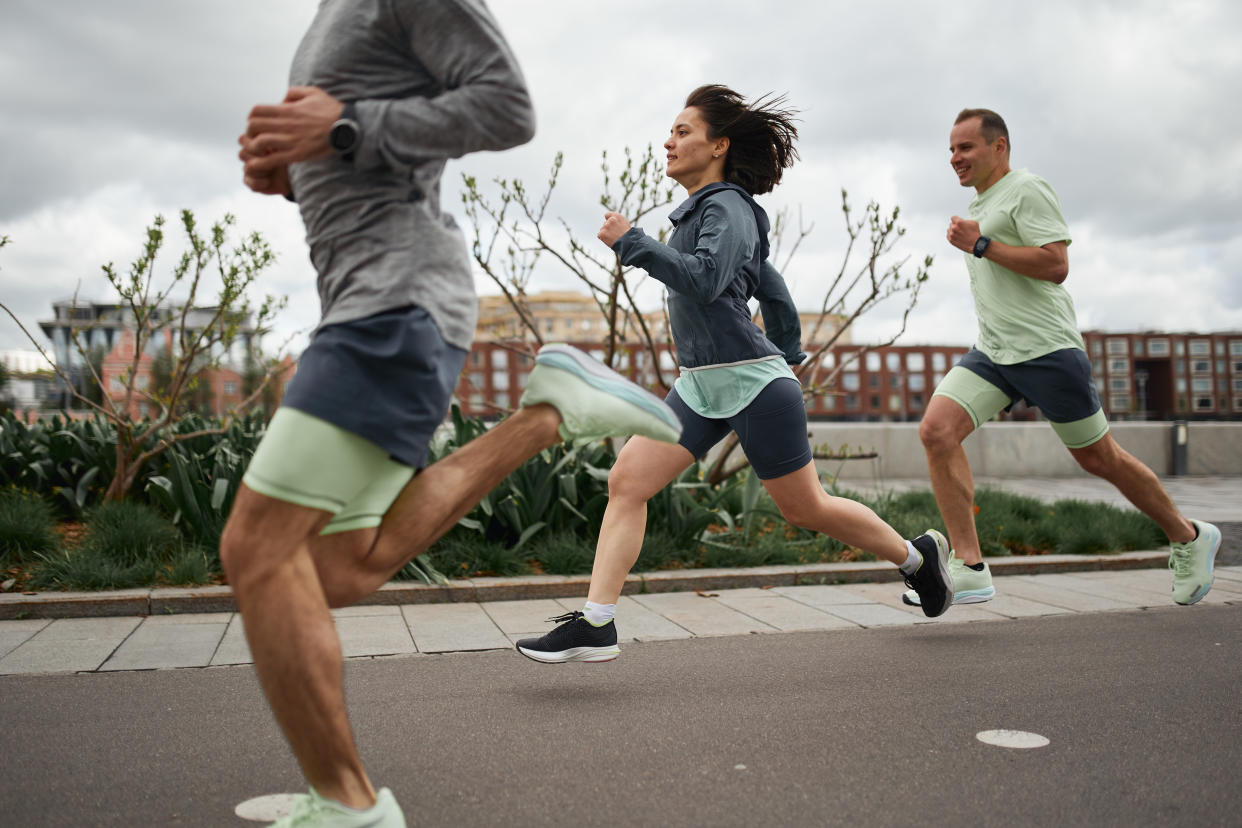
919;417;958;454
607;467;652;504
1073;443;1119;478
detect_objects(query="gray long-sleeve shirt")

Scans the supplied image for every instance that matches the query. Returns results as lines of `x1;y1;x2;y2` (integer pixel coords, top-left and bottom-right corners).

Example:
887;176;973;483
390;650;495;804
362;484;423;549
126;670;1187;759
288;0;535;350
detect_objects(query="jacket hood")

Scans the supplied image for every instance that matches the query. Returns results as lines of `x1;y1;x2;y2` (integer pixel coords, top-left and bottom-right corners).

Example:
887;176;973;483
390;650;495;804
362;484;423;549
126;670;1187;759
668;182;770;261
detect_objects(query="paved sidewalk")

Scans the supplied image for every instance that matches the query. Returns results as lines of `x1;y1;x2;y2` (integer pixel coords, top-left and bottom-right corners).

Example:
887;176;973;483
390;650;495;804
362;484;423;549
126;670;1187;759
2;565;1238;676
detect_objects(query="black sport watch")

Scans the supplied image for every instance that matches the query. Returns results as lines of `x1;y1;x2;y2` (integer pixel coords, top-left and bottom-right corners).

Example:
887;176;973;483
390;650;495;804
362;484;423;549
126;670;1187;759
328;102;360;161
972;235;991;258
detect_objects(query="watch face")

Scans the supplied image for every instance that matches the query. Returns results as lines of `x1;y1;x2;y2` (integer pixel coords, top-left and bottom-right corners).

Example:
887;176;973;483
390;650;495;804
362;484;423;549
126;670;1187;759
330;120;358;152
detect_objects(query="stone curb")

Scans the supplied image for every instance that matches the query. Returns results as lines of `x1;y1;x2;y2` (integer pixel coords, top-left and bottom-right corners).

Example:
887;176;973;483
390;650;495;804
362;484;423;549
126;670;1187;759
0;549;1172;621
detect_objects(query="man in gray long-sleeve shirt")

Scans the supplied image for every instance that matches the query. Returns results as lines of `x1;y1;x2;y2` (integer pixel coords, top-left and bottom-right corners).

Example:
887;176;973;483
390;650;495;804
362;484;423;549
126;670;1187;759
221;2;681;824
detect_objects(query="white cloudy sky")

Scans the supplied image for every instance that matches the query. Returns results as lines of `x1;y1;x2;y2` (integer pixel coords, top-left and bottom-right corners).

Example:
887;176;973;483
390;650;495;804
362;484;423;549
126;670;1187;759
2;0;1241;359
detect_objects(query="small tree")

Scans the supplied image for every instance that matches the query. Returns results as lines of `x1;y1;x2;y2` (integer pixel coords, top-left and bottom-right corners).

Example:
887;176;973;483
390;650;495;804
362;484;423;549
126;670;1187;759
0;211;288;501
461;150;932;481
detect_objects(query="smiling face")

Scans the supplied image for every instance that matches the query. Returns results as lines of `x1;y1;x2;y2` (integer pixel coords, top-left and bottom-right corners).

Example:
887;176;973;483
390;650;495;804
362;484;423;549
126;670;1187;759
664;106;727;193
949;116;1010;193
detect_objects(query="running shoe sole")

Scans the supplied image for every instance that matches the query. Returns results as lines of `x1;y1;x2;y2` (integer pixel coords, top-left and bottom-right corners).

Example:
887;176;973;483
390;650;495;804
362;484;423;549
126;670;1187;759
535;344;680;435
516;644;621;664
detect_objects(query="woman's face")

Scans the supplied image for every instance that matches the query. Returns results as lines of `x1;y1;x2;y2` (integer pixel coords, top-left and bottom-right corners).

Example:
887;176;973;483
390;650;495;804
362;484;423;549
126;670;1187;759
664;106;726;188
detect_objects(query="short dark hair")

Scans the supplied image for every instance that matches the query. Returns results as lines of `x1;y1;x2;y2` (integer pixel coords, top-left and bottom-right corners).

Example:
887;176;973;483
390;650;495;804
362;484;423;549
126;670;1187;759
955;108;1010;149
684;84;799;195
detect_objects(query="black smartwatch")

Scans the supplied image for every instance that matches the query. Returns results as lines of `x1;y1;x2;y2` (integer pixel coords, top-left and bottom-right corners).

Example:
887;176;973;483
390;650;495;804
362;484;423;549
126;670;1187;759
972;235;991;258
328;102;360;161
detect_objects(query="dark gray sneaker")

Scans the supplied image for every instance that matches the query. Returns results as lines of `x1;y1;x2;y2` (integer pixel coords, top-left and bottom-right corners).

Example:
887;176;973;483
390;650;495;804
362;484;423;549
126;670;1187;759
516;611;621;663
904;530;952;618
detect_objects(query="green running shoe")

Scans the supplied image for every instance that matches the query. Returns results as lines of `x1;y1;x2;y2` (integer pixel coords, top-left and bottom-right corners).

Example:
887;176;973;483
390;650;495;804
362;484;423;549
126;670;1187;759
902;551;995;607
519;343;682;444
269;787;405;827
1169;519;1221;605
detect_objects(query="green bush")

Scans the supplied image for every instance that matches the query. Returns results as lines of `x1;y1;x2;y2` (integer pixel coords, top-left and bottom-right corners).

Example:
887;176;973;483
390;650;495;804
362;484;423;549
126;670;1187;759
0;488;59;565
27;501;184;591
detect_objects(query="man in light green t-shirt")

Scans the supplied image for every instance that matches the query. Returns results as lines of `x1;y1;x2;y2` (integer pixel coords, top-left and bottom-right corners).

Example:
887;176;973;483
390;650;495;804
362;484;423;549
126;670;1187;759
907;108;1220;609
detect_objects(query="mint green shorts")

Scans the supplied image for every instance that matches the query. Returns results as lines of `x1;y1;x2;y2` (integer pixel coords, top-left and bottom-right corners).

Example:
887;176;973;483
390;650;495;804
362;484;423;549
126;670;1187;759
932;348;1109;449
242;408;414;535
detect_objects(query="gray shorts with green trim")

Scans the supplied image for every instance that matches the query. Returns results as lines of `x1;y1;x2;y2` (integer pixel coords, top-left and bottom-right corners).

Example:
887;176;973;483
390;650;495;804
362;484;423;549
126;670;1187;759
932;347;1109;449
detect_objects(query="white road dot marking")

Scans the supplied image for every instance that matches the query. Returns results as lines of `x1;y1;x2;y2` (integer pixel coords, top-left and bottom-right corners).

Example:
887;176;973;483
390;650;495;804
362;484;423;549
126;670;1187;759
734;764;747;770
235;794;302;821
976;729;1049;749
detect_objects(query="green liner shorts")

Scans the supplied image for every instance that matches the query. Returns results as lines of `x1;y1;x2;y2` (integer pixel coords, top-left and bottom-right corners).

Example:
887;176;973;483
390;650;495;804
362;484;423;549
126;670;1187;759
932;347;1109;449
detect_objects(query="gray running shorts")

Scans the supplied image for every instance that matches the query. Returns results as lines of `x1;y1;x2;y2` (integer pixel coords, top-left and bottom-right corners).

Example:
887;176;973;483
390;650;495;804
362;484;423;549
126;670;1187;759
933;347;1109;449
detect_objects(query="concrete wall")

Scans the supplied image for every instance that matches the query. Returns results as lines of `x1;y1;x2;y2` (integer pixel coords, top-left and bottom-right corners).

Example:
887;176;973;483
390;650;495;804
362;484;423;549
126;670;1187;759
795;421;1242;480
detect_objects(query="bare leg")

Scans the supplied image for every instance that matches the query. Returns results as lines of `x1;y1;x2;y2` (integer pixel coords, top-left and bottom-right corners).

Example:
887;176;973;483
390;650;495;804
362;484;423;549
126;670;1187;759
586;436;695;604
761;462;908;563
219;493;376;809
1069;434;1194;543
309;404;565;607
919;396;984;565
219;404;566;807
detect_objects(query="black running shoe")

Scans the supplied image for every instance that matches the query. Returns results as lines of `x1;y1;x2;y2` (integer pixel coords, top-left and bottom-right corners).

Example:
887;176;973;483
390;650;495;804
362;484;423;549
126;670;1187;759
904;530;952;618
515;611;620;663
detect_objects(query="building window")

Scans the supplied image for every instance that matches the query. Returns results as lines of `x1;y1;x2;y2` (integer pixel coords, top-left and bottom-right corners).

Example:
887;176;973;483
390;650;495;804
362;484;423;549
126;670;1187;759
1233;377;1242;393
1109;378;1129;392
865;352;881;372
884;352;899;372
469;351;483;366
931;353;946;372
869;394;881;409
1109;395;1130;411
469;372;485;389
1091;358;1104;376
1175;361;1185;375
223;381;237;395
906;353;925;372
1230;340;1242;357
868;374;880;389
1174;340;1185;356
1234;361;1242;374
1106;338;1128;355
842;373;859;391
1133;340;1144;357
493;392;510;408
820;351;836;368
888;394;902;411
492;371;509;390
1191;377;1212;393
910;394;924;409
845;393;859;409
1090;340;1103;356
491;350;507;369
1217;360;1226;375
933;372;945;386
1234;397;1242;411
1194;396;1213;411
1191;360;1211;374
909;374;926;392
1176;378;1187;393
1108;359;1128;373
1216;341;1226;356
821;394;836;410
1189;339;1211;356
889;375;902;389
1148;338;1170;357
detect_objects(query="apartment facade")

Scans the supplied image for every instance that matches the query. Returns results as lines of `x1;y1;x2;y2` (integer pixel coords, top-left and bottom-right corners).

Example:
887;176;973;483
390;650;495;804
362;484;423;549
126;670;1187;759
1083;330;1242;420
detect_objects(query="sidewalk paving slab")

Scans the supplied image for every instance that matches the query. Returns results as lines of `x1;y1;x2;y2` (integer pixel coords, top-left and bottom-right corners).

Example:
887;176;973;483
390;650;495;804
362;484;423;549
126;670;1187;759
0;619;51;659
770;584;881;607
333;608;418;658
575;596;695;642
710;588;861;632
210;614;251;666
0;617;141;674
839;582;1010;624
101;616;229;671
629;591;778;637
401;603;509;654
815;602;928;628
994;576;1138;613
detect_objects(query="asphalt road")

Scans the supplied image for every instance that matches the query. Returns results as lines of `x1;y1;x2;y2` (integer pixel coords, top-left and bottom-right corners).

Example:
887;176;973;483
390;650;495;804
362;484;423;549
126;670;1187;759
2;605;1239;827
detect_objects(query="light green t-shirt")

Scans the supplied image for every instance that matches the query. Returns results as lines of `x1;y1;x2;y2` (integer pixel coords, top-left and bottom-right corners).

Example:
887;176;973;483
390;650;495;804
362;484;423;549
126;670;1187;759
966;168;1083;364
674;356;797;418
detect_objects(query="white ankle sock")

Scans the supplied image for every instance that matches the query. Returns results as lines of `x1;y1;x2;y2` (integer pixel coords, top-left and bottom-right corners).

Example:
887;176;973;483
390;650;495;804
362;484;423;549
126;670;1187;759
898;541;921;574
583;601;615;626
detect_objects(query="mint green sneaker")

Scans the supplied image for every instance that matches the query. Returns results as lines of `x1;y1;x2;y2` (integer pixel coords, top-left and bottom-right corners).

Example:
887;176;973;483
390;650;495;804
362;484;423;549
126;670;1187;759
1169;519;1222;605
902;551;995;607
269;787;405;827
520;343;682;444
